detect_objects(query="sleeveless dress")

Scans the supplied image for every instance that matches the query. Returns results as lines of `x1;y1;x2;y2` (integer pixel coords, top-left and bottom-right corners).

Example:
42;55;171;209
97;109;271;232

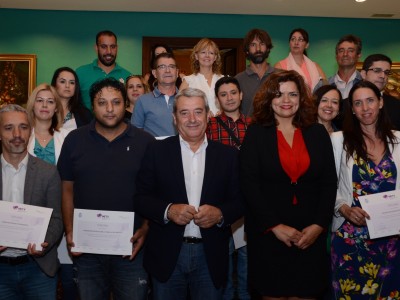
331;153;400;299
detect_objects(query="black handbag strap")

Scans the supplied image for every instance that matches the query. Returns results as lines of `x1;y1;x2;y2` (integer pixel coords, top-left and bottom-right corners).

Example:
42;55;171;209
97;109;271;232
215;116;242;147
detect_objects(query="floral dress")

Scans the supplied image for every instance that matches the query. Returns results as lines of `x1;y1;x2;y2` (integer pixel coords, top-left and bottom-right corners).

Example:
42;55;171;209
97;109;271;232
331;153;400;299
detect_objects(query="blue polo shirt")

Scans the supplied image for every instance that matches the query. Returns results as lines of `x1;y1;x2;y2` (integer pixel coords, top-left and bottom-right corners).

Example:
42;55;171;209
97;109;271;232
57;120;154;230
76;59;131;110
131;87;178;138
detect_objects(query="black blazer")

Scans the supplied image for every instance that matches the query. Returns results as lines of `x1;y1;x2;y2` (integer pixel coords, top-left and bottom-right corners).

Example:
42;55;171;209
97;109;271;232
135;135;244;288
240;123;337;235
383;93;400;131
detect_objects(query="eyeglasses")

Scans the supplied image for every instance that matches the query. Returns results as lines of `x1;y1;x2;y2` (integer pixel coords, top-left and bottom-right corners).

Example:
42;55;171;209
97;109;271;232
157;64;177;70
367;68;393;76
290;37;305;43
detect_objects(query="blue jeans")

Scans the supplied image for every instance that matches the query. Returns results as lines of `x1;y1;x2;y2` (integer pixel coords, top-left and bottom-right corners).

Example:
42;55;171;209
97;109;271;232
59;263;78;300
0;257;57;300
152;242;223;300
223;238;250;300
74;251;148;300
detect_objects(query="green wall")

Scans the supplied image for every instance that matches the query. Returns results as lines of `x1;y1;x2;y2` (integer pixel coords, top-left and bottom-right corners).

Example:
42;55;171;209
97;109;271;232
1;8;399;84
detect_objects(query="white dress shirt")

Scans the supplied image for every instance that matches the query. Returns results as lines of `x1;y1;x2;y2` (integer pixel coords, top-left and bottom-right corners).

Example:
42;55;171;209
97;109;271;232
180;135;208;238
1;153;29;257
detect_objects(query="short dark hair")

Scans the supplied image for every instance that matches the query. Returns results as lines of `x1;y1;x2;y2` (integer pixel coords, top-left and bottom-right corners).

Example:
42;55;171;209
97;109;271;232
89;78;126;105
289;28;309;43
96;30;117;45
243;28;273;53
152;52;176;70
214;76;241;96
362;54;392;70
335;34;362;55
150;44;173;69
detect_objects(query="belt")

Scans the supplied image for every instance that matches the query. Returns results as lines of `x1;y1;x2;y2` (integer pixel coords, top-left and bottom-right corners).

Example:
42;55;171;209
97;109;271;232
0;255;30;265
183;237;203;244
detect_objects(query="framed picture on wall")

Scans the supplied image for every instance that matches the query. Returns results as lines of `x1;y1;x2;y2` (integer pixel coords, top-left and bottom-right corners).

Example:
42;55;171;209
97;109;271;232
0;54;36;106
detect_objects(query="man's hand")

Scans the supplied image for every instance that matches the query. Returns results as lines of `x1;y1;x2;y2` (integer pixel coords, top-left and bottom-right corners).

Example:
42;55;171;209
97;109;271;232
27;242;48;257
167;204;197;225
66;232;82;257
127;222;149;260
294;224;324;250
193;205;222;228
271;224;303;247
0;246;7;252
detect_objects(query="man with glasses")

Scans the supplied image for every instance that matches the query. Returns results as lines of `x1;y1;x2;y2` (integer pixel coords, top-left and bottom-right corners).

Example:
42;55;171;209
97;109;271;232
132;52;179;137
328;34;363;99
361;54;400;130
76;30;131;110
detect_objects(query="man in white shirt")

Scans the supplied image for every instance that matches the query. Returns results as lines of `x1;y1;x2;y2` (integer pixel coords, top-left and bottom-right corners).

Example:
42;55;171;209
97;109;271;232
135;88;244;300
0;104;62;299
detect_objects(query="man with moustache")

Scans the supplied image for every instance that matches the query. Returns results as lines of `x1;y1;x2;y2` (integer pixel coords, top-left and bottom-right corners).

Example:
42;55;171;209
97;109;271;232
57;78;154;300
235;28;275;116
361;54;400;130
132;52;179;137
135;88;244;300
0;104;63;299
76;30;131;110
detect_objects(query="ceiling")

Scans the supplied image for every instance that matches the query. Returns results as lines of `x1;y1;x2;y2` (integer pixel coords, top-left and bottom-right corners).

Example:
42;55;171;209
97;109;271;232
1;0;399;19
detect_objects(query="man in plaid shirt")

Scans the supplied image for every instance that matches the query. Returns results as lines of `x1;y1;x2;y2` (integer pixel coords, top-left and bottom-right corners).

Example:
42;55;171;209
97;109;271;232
206;77;251;150
206;76;251;300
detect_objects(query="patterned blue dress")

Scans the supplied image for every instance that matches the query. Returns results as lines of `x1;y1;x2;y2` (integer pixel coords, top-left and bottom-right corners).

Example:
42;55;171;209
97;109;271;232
331;153;400;299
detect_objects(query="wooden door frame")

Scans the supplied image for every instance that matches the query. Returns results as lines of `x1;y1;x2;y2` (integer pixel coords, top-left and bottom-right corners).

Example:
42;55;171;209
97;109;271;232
142;36;245;75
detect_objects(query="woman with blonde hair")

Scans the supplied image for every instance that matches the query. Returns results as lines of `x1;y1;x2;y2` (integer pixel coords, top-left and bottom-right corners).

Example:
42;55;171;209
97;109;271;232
26;83;70;165
180;38;224;115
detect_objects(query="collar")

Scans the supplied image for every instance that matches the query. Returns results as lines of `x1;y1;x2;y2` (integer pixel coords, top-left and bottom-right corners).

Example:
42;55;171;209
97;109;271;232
91;58;123;72
245;64;274;77
179;134;208;154
218;112;248;123
1;153;29;171
89;119;134;138
152;86;178;98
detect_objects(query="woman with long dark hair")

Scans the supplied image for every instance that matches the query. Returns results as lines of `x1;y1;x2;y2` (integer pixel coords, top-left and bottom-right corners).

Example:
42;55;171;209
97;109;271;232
331;81;400;299
51;67;92;130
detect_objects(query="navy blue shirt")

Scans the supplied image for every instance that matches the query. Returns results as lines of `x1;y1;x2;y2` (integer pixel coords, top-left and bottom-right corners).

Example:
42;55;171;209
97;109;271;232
57;120;155;230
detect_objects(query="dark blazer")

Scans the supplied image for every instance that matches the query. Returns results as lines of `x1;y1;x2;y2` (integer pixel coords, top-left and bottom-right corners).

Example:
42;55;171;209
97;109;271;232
383;92;400;131
135;135;244;288
240;123;337;295
0;154;63;277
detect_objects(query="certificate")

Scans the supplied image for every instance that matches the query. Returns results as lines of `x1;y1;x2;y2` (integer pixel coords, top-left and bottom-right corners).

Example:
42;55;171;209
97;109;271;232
0;201;53;251
72;209;134;255
358;190;400;239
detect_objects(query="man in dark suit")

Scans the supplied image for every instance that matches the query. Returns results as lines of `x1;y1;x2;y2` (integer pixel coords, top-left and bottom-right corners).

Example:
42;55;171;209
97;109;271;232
361;53;400;130
0;104;63;299
135;87;244;300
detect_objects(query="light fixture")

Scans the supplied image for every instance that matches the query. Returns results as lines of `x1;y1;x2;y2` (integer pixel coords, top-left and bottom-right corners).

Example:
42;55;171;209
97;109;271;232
355;0;366;2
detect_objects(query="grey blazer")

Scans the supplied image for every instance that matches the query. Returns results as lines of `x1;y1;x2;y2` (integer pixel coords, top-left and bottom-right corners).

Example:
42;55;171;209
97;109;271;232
0;154;63;277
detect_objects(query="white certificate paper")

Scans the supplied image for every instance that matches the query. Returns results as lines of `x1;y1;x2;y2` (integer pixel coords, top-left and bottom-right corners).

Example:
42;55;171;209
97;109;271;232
358;190;400;239
72;209;134;255
0;201;53;251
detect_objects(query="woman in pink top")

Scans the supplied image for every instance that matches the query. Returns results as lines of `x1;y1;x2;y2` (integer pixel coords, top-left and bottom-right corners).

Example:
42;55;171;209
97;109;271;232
275;28;327;93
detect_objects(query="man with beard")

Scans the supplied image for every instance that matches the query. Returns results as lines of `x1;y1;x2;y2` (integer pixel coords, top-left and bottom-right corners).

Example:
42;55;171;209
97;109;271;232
0;104;63;299
235;28;275;117
76;30;131;111
57;78;154;300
